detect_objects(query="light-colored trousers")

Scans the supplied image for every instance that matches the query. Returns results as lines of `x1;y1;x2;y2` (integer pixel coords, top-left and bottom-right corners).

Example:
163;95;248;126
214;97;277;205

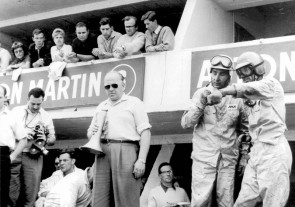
92;142;141;207
9;152;43;207
191;156;236;207
234;137;292;207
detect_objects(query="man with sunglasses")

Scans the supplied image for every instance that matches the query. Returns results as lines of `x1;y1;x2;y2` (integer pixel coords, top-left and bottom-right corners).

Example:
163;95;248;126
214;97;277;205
207;51;292;207
181;54;249;207
87;71;151;207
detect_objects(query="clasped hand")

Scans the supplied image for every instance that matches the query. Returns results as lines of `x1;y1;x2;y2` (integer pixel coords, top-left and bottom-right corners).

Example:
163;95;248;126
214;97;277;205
206;90;223;105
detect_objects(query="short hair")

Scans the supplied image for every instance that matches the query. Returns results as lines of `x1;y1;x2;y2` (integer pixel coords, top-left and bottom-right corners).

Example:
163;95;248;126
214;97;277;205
28;87;45;99
99;17;113;27
11;41;28;58
158;162;172;174
122;16;138;27
0;85;7;96
141;11;157;22
76;22;88;30
52;28;65;38
105;71;125;82
59;149;76;160
32;28;45;37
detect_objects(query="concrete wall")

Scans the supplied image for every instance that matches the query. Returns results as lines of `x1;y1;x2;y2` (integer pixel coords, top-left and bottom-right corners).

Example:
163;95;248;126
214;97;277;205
175;0;234;49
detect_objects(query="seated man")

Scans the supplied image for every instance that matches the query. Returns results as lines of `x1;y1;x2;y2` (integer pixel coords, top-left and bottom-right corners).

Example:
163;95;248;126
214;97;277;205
29;28;52;68
92;17;122;59
69;22;96;62
35;149;83;207
44;166;93;207
0;42;12;73
113;16;145;59
141;11;175;52
148;162;190;207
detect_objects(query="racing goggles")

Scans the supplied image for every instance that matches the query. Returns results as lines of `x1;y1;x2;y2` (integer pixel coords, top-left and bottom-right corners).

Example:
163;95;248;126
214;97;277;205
236;65;253;79
210;55;233;69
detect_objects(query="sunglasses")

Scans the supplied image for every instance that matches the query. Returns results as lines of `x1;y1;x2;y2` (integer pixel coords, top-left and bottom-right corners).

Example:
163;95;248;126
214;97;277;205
104;84;118;90
211;55;233;69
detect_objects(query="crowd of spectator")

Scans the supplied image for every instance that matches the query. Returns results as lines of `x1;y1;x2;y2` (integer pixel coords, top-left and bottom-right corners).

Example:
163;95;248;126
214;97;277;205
0;11;175;74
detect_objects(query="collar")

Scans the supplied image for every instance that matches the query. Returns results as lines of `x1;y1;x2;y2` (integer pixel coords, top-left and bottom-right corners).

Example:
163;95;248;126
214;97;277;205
35;43;44;50
154;25;162;35
160;182;175;192
25;105;42;115
0;106;9;115
104;31;116;41
107;93;128;106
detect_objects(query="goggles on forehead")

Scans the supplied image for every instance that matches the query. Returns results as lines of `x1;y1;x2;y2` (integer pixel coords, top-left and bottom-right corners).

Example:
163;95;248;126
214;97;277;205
210;55;233;69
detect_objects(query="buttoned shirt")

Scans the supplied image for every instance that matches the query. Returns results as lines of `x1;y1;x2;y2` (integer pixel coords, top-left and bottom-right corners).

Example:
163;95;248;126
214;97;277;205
88;94;151;141
0;107;26;149
29;42;52;67
145;25;175;51
51;44;72;62
12;105;55;151
114;31;145;56
97;31;122;53
233;77;286;145
181;85;249;166
147;184;190;207
44;168;91;207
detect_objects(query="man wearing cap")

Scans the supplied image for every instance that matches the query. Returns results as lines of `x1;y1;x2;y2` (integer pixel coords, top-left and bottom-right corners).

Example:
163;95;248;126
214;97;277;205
141;11;175;52
87;71;151;207
207;52;292;207
181;55;249;207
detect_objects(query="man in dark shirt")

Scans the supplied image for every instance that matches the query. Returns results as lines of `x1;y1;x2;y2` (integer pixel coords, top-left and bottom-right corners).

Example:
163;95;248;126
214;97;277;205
69;22;96;62
29;29;52;68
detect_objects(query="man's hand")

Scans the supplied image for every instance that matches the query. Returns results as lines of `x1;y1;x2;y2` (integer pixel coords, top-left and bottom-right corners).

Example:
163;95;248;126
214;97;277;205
238;153;250;177
33;58;44;67
200;90;211;105
207;90;223;105
40;191;49;198
10;153;17;163
89;124;99;136
133;160;146;179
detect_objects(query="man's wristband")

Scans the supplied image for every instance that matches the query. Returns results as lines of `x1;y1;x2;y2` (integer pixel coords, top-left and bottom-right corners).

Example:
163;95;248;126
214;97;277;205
138;158;146;164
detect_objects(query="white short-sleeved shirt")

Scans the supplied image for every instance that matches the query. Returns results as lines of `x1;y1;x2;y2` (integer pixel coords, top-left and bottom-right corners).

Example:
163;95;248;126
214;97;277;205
0;108;26;149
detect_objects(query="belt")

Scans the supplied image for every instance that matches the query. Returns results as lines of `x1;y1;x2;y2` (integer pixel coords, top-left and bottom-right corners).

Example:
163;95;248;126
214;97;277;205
101;139;139;144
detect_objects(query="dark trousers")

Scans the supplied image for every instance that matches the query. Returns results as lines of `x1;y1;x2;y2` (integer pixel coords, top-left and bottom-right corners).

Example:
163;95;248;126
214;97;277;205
0;146;11;207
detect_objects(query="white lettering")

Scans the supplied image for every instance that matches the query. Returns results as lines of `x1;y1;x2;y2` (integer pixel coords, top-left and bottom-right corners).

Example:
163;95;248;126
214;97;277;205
279;51;295;81
10;82;23;104
197;60;211;88
57;76;70;100
88;72;101;97
29;79;44;90
81;74;87;98
261;54;276;78
45;80;56;101
71;74;82;98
